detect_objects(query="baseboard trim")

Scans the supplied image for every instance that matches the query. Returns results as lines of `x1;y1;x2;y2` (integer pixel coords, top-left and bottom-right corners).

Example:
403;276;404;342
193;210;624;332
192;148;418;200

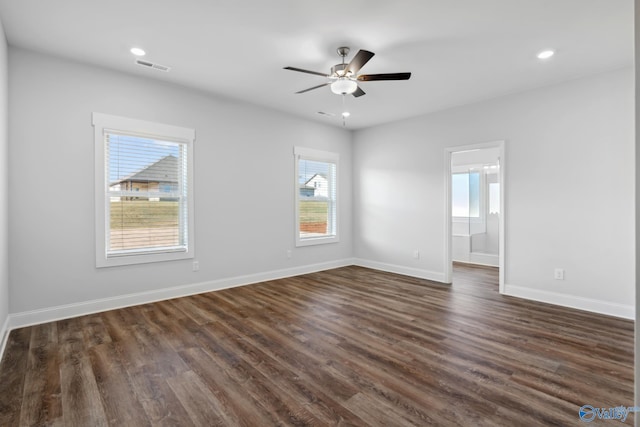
0;314;9;362
7;258;356;330
452;259;499;268
504;283;635;320
353;258;447;283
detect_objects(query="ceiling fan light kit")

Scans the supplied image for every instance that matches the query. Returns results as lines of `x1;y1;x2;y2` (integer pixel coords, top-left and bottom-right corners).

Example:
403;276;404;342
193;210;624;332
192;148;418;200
331;78;358;95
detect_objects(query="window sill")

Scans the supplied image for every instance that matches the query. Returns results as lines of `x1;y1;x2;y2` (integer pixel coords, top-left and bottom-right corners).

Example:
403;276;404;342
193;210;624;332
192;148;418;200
453;217;483;223
295;235;339;247
96;249;194;268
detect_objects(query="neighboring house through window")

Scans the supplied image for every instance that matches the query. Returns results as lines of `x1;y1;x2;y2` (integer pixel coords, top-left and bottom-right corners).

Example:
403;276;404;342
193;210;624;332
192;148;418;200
93;113;195;267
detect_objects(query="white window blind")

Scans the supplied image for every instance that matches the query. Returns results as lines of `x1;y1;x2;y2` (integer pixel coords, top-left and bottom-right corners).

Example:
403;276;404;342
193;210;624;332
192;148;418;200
93;113;195;267
294;147;339;246
106;132;188;255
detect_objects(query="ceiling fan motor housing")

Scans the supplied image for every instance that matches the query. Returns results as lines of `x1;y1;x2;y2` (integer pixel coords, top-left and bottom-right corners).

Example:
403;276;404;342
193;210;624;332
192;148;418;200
331;63;349;77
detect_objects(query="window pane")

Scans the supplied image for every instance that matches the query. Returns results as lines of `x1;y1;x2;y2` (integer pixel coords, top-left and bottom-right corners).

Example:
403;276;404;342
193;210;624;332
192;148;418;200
452;172;480;218
452;173;470;217
106;133;186;255
298;158;336;239
108;134;180;190
109;199;180;251
299;200;329;234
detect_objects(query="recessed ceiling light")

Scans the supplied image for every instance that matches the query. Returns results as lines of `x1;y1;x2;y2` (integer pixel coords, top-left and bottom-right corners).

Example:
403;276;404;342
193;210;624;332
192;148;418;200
130;47;146;57
537;50;555;60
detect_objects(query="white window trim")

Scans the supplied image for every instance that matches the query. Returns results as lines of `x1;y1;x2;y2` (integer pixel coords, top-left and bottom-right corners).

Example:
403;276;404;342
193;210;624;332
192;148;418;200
294;146;339;247
93;112;195;267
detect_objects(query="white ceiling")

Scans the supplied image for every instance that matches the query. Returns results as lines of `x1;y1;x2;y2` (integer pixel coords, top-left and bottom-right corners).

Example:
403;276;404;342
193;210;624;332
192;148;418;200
0;0;633;130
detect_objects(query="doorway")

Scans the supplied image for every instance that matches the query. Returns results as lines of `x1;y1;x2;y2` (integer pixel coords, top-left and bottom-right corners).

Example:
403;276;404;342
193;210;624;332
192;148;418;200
444;141;505;293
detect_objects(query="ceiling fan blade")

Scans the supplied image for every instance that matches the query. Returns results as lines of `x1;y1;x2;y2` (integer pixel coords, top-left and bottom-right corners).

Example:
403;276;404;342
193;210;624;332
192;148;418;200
352;86;366;97
345;50;374;75
284;66;329;77
357;72;412;81
358;73;411;82
295;82;331;94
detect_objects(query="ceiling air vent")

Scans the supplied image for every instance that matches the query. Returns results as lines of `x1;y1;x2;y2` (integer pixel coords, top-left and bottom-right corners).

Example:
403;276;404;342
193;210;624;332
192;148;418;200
135;59;171;72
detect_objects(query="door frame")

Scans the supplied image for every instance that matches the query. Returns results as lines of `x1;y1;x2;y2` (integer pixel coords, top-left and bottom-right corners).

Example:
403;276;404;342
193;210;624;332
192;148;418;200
443;140;505;292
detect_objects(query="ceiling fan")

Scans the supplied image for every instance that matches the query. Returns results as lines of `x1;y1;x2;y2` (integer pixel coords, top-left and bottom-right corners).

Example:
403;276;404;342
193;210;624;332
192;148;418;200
284;46;411;97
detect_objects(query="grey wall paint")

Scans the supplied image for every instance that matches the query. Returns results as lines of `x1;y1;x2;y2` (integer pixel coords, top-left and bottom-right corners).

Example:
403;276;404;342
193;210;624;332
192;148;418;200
8;47;353;313
353;67;635;312
635;0;639;414
0;19;8;330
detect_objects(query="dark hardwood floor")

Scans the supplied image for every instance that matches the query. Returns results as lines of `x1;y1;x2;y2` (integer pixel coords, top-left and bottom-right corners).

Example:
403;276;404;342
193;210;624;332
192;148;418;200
0;264;634;426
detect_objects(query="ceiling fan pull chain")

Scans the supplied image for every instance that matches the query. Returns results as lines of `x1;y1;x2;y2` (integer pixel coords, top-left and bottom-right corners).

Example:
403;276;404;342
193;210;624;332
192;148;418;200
342;94;347;127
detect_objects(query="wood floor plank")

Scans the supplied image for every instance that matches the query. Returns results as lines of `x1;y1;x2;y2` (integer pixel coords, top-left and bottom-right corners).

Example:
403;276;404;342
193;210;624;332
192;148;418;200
101;309;133;343
170;297;216;326
128;363;194;427
343;392;422;426
0;327;31;426
129;323;190;377
208;295;361;402
166;370;234;426
88;342;151;426
57;317;85;356
205;318;364;425
18;322;61;426
0;264;634;426
190;321;327;425
139;302;201;352
179;347;279;426
81;314;112;348
59;353;108;426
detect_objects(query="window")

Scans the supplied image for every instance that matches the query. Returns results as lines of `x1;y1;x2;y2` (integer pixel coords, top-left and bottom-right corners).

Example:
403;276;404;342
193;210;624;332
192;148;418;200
294;147;338;246
452;172;480;218
93;113;195;267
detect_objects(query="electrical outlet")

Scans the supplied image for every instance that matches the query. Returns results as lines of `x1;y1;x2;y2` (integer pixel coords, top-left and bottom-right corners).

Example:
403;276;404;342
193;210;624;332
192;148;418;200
286;250;292;259
413;249;420;259
554;268;564;280
192;261;199;272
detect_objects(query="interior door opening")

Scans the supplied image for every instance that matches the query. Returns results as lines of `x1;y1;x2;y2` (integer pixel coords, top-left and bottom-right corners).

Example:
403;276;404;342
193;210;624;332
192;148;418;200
444;142;505;292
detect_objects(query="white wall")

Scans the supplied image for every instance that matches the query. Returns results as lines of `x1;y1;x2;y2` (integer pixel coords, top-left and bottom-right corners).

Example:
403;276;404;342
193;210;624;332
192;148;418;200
634;0;639;413
8;47;353;318
0;19;8;345
354;67;635;318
